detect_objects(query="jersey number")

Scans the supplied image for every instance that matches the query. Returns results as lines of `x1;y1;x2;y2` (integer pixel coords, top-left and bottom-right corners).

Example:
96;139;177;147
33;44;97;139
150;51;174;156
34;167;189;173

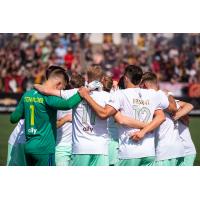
30;105;35;126
82;101;96;125
132;105;151;123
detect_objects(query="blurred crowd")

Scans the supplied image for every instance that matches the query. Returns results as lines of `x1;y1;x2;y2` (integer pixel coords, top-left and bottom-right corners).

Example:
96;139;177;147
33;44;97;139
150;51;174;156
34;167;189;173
0;33;200;93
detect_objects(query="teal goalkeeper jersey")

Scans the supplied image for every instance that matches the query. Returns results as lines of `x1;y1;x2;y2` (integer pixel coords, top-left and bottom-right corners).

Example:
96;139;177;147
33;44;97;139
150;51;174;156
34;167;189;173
10;89;82;154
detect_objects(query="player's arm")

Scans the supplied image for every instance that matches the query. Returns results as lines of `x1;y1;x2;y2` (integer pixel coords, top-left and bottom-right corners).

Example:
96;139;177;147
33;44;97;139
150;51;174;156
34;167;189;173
166;95;178;113
173;101;193;121
131;109;165;141
10;96;24;123
78;87;117;119
114;112;147;129
57;114;72;128
35;84;115;117
46;93;82;110
160;90;177;113
34;84;60;97
34;83;100;98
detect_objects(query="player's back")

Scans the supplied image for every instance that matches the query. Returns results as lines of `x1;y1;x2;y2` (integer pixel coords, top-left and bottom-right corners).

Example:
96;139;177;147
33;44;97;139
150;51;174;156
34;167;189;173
117;88;161;129
108;88;167;159
22;89;58;154
72;90;110;155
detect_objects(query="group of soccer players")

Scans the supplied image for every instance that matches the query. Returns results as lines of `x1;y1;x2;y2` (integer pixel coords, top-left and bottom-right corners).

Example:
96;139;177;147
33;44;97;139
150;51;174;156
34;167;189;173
8;64;196;166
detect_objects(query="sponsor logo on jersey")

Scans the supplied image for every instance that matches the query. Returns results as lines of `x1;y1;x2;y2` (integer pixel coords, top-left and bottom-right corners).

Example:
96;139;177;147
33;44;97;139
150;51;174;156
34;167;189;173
28;127;37;134
83;125;93;132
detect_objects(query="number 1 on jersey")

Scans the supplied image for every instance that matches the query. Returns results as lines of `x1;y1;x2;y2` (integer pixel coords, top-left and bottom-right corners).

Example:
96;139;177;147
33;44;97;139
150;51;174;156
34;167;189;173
30;105;35;126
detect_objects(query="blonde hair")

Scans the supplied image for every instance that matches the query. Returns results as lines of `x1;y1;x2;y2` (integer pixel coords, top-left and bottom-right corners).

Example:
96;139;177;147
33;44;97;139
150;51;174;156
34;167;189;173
87;66;104;82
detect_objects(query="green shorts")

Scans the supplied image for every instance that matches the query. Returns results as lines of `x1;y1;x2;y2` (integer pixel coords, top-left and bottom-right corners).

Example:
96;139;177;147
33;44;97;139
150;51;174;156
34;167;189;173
55;145;72;166
154;157;185;166
71;154;109;166
25;153;55;166
183;155;196;166
118;156;155;166
7;143;27;166
109;139;119;166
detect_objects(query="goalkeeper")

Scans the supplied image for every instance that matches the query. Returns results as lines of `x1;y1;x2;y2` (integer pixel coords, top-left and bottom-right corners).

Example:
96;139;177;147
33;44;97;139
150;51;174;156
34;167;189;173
10;66;82;166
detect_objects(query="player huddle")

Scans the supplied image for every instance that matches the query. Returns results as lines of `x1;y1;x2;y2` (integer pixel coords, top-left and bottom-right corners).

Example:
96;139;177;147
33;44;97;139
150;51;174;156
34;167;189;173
8;64;196;166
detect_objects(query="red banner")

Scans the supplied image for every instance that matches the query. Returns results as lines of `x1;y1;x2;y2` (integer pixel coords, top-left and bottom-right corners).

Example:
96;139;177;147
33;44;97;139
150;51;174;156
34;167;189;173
189;84;200;98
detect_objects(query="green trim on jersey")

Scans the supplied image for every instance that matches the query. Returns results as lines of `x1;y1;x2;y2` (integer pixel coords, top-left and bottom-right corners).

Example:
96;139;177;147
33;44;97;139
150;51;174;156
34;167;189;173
71;154;109;166
118;157;155;166
10;89;81;155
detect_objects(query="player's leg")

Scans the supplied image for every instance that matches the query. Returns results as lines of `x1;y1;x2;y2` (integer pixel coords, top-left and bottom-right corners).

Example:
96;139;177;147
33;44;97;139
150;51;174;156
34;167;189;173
169;159;177;166
25;153;55;166
35;154;55;166
118;158;141;166
183;155;196;166
91;155;109;166
175;157;185;166
25;153;36;166
161;159;179;166
55;145;72;166
15;143;27;166
154;159;171;166
140;157;155;166
71;154;91;166
109;139;119;166
165;158;183;166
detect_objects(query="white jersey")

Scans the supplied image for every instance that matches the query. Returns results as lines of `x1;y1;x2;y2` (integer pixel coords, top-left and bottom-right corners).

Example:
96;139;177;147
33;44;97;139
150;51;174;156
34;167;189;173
178;121;196;156
155;98;185;161
57;89;79;147
56;110;72;146
155;112;185;161
8;120;26;145
107;88;169;159
61;89;110;155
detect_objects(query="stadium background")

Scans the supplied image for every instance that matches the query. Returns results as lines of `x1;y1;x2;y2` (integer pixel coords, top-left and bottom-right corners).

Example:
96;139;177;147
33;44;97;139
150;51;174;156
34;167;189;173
0;33;199;166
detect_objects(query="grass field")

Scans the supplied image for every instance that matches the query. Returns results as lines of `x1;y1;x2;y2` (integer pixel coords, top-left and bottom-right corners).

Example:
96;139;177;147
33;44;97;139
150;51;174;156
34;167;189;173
0;114;199;166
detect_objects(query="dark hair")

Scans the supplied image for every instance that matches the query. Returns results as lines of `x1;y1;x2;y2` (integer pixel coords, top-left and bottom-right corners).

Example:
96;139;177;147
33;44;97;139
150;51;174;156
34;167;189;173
46;65;69;84
67;74;85;89
124;65;143;85
141;72;158;84
102;76;113;92
118;76;125;89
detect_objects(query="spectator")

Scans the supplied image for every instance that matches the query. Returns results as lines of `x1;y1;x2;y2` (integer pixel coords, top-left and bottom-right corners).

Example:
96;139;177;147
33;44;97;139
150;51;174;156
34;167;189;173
0;33;200;95
64;47;75;70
